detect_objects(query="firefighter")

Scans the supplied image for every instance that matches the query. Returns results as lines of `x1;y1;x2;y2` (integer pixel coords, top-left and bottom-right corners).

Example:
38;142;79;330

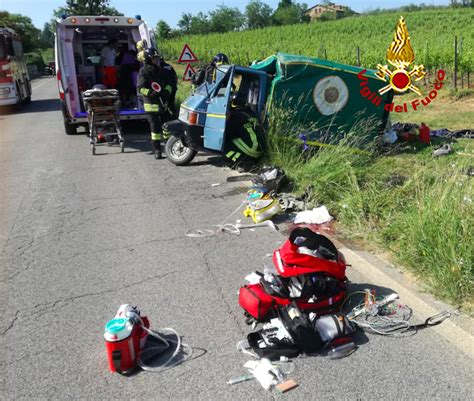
137;48;173;159
225;91;263;166
191;53;229;87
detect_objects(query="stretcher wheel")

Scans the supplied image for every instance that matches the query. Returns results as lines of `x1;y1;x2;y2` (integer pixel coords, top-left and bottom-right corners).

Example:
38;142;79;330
91;144;96;155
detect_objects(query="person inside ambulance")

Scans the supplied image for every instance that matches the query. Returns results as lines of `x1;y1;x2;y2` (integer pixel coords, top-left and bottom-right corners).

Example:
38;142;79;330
137;48;174;159
224;74;263;167
100;38;119;88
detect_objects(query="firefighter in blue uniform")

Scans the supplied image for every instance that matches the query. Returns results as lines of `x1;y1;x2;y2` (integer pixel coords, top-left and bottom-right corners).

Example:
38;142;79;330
137;48;173;159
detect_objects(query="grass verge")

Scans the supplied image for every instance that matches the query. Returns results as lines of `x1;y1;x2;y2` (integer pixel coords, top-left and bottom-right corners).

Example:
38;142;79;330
264;112;473;308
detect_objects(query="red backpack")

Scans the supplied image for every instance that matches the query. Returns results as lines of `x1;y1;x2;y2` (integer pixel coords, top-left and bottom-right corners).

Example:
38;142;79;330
239;228;348;322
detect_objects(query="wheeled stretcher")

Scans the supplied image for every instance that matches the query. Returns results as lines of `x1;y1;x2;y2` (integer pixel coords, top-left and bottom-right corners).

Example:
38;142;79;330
83;89;125;155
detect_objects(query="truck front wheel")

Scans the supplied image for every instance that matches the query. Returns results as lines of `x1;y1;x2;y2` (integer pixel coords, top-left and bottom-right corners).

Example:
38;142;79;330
165;136;197;166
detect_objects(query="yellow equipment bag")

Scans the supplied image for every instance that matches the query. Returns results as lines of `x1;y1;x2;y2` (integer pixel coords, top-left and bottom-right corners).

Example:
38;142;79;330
244;198;281;224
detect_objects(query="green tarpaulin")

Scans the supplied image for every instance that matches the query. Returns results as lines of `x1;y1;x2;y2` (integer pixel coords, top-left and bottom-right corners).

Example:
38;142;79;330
251;53;393;135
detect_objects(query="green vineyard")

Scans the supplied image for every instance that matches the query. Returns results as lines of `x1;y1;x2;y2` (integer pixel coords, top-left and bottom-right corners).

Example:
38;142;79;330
160;8;474;72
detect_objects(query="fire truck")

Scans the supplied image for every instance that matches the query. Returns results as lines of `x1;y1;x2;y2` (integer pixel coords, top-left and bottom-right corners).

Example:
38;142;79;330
0;28;32;107
55;15;154;134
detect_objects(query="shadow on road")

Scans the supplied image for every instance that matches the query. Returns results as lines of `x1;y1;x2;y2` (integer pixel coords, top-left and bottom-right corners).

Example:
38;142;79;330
0;98;62;115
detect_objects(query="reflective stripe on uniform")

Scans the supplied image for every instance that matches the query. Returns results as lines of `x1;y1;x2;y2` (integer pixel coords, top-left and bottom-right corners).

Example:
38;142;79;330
139;88;151;96
144;103;160;112
151;132;162;141
164;85;172;94
232;138;262;159
232;152;241;162
162;129;170;140
226;150;235;159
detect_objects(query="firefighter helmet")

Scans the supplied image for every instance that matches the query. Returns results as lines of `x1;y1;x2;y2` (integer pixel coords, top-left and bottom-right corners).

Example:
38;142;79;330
213;53;229;66
144;47;161;64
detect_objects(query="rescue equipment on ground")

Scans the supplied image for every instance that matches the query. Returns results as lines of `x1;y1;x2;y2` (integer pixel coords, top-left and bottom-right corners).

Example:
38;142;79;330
244;197;282;224
343;290;453;336
83;89;125;155
104;304;191;374
239;228;347;323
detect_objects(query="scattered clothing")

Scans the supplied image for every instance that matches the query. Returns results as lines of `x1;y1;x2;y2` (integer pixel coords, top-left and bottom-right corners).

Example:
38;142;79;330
432;144;453;157
294;206;333;225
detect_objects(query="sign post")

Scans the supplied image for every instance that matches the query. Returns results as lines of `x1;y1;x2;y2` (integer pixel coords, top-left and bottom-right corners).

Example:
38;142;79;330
178;44;199;81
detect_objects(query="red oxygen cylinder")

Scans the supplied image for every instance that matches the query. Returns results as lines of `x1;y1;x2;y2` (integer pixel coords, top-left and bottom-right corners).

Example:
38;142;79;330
104;305;149;374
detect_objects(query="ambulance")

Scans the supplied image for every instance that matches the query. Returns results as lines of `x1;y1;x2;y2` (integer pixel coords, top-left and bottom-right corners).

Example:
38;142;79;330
0;28;32;107
55;15;154;134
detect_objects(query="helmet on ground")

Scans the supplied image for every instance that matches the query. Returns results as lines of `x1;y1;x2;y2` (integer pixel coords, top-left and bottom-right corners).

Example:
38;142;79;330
144;47;161;64
213;53;229;66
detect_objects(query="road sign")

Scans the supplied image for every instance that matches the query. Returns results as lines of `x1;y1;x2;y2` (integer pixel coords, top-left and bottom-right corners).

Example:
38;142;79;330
182;63;196;81
178;44;198;63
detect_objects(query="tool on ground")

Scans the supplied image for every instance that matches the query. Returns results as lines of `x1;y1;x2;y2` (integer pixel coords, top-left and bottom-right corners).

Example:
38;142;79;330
104;304;191;374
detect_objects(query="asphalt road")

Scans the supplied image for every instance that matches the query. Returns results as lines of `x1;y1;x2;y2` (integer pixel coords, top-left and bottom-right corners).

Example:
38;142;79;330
1;77;472;400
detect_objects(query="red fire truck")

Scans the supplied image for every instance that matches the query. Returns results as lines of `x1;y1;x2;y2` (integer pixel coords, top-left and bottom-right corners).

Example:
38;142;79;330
0;28;32;107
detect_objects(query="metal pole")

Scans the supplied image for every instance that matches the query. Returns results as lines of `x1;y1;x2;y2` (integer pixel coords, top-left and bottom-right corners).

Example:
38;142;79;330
454;36;458;91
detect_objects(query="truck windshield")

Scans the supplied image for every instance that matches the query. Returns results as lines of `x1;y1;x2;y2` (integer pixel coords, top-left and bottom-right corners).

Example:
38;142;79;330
0;36;7;60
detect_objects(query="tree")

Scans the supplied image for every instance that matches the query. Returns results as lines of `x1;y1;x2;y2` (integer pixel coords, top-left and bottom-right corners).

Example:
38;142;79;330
40;22;55;48
245;0;273;29
273;1;309;25
209;5;245;33
189;12;210;35
0;11;41;52
156;20;172;40
53;0;122;19
178;13;192;33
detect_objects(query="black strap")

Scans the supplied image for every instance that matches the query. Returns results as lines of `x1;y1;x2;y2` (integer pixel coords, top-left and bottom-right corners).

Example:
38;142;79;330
112;350;123;374
331;315;343;337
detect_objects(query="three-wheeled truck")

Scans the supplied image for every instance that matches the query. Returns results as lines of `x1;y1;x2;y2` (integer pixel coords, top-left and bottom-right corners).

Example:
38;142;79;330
164;53;394;165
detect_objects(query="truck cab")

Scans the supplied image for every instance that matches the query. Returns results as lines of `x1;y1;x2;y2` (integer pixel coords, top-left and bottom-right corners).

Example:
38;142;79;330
0;28;31;107
166;65;268;165
55;15;154;134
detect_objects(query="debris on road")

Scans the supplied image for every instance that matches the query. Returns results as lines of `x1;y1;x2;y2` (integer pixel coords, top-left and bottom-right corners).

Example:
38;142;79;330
294;205;333;225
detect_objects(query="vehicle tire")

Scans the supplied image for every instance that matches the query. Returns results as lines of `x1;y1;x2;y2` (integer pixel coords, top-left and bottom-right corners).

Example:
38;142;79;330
64;120;77;135
24;80;32;104
165;136;197;166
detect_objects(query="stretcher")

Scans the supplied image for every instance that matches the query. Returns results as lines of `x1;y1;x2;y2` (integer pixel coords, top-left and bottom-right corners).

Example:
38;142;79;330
83;89;125;155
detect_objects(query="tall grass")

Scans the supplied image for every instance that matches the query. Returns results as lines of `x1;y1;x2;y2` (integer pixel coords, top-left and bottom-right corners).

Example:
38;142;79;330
265;109;474;305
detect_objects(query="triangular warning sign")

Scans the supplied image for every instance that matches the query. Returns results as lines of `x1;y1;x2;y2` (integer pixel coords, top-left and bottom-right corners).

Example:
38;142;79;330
182;63;196;81
178;44;198;63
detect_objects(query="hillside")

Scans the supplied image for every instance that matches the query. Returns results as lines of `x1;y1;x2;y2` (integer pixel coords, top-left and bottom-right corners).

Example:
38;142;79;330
160;8;474;71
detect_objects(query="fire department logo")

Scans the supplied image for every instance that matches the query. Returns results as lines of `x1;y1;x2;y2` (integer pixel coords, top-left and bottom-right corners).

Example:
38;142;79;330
376;16;426;96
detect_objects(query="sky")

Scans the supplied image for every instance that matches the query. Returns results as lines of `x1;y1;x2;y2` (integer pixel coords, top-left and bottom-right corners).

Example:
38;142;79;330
0;0;450;29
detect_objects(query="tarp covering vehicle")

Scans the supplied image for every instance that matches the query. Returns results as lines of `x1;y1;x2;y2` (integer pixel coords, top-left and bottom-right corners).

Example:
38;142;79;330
250;53;393;135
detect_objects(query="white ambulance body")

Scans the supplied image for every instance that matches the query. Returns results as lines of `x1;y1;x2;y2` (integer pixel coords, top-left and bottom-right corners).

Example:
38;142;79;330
55;15;154;134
